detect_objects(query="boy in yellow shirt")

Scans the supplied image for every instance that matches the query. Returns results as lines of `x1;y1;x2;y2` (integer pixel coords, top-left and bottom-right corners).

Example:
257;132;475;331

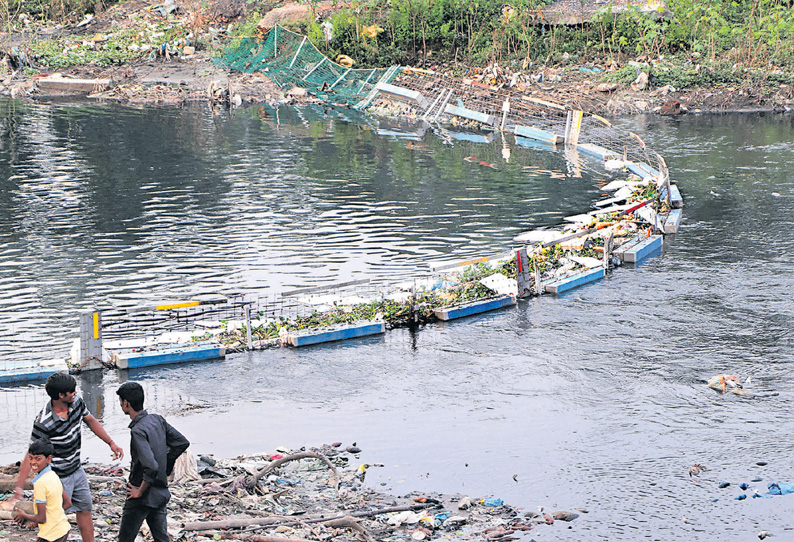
14;438;71;542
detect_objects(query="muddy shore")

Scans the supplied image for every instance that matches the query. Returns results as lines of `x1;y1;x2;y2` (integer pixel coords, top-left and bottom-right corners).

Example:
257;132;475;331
2;52;793;116
2;17;793;116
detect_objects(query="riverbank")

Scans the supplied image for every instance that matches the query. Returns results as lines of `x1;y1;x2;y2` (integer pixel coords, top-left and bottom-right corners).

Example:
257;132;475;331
1;0;793;115
4;52;794;115
1;445;582;542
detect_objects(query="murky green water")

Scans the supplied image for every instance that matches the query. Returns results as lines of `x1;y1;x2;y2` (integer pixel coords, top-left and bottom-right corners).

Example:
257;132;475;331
1;98;793;541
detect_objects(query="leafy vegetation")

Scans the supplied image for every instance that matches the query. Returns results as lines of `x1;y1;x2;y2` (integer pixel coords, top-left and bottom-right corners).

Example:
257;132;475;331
270;0;794;88
5;0;794;86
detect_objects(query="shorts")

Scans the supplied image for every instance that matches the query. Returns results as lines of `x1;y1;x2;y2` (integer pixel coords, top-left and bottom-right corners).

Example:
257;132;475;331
60;466;93;513
37;534;69;542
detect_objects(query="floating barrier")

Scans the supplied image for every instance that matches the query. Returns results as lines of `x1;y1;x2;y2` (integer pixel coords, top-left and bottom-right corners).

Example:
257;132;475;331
112;343;227;370
664;209;683;234
514;135;557;151
543;267;605;294
576;143;619;160
373;82;429;109
621;235;663;263
449;130;497;144
434;295;516;321
285;321;386;347
0;359;70;384
660;184;684;208
514;125;563;145
35;35;683;376
626;162;660;179
443;104;497;127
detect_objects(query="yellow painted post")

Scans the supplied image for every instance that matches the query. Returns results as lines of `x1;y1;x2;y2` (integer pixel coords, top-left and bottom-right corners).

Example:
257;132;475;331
567;110;583;146
93;311;100;339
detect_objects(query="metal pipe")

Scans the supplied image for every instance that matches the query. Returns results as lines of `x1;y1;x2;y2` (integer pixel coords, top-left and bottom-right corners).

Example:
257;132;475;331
329;68;351;90
302;56;326;80
288;37;307;69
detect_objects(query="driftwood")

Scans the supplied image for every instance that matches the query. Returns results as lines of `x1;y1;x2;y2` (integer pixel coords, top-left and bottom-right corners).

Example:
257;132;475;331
87;475;124;483
0;508;76;523
193;516;372;542
0;500;34;515
240;452;340;492
0;474;31;492
325;516;374;542
183;517;281;531
244;537;315;542
182;503;435;532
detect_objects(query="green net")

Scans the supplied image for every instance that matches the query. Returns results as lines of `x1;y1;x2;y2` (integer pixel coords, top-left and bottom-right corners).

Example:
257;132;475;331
218;25;401;109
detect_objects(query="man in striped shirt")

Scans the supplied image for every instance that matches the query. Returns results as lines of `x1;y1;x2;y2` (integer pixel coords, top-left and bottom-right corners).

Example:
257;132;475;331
14;372;124;542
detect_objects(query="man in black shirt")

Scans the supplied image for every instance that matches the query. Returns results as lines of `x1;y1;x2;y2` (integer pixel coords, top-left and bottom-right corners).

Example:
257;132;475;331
116;382;190;542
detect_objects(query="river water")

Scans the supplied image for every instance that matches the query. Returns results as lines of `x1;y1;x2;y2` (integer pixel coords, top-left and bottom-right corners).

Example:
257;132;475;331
1;98;792;541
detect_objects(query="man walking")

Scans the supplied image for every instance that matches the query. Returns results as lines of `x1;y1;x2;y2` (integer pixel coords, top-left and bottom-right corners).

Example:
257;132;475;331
116;381;189;542
14;372;123;542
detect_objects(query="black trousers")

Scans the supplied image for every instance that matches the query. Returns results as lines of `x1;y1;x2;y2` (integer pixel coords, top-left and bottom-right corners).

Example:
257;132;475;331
118;498;169;542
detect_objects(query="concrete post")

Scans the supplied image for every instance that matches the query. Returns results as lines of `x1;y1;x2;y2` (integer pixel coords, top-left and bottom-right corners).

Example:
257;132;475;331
78;311;103;371
515;247;533;298
245;306;253;350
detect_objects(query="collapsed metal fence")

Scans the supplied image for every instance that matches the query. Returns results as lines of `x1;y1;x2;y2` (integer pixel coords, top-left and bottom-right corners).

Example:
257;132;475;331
219;25;401;108
219;25;663;176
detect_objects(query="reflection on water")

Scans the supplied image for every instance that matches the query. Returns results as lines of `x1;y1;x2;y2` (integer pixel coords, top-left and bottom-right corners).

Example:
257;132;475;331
0;99;605;363
1;100;793;541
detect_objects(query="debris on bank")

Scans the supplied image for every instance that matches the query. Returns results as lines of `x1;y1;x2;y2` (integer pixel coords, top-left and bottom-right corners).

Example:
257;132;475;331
0;444;583;541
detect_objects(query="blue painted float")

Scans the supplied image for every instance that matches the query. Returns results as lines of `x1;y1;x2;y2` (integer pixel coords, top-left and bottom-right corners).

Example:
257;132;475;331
444;104;497;127
670;185;683;208
515;135;557;151
622;235;663;263
285;321;386;347
576;143;619;160
660;184;683;208
626;162;660;179
374;82;429;108
664;209;683;234
113;343;226;370
0;359;70;384
434;295;516;321
613;235;643;262
543;267;605;294
514;125;563;145
449;130;497;144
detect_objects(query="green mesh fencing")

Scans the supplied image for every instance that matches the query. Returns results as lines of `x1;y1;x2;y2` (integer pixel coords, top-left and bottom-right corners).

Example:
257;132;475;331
218;25;401;109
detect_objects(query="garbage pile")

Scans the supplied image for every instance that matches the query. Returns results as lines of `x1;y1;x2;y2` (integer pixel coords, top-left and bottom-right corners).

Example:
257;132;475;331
1;444;583;541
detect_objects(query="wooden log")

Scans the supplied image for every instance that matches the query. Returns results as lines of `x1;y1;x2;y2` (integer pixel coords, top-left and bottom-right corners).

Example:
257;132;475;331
0;509;77;523
0;500;34;514
182;516;281;531
246;451;339;491
246;537;316;542
182;503;434;532
0;475;32;492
